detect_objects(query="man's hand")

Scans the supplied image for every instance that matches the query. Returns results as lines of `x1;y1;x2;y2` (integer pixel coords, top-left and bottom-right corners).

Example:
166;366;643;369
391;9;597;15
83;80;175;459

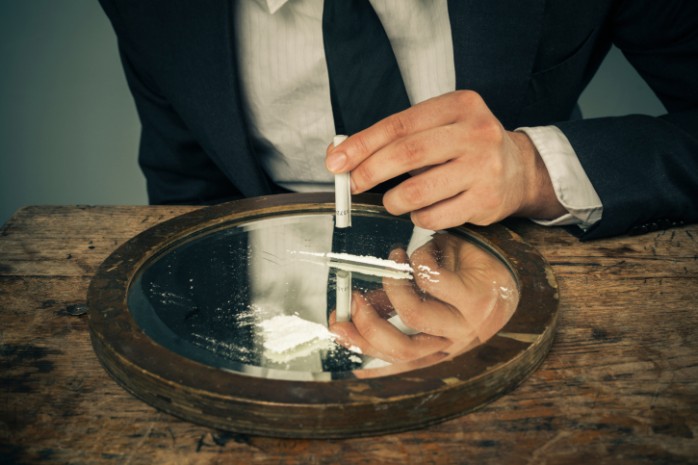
329;234;519;364
325;90;566;230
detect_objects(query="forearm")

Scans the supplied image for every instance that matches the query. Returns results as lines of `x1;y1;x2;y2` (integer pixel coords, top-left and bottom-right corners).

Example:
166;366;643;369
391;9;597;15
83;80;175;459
556;113;698;239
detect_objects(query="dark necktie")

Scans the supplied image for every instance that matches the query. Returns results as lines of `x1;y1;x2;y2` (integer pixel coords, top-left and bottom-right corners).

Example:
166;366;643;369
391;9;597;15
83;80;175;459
322;0;411;135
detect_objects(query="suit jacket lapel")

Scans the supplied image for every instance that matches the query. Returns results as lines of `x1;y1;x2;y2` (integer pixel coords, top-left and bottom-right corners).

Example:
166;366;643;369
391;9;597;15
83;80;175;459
448;0;545;129
160;0;271;197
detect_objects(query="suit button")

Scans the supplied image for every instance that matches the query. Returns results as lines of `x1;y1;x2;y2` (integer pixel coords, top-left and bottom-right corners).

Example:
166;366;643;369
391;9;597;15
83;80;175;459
629;218;684;235
629;224;649;235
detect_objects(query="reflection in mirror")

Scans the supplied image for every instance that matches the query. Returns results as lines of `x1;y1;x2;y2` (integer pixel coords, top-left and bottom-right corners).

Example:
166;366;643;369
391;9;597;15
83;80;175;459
128;213;519;381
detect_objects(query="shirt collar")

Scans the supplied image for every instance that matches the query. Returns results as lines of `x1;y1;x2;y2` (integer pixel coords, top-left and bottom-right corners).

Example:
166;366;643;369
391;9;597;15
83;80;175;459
251;0;290;14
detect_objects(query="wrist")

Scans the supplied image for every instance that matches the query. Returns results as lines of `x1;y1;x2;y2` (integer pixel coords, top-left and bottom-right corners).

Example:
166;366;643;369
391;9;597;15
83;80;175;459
510;131;566;220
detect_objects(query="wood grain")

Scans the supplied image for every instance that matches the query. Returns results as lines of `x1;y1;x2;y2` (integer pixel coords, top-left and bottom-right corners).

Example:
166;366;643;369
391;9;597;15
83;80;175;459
1;205;697;464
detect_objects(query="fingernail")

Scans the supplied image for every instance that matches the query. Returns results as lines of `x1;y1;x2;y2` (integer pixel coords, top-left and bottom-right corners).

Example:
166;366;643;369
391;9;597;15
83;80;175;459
351;293;359;316
326;152;347;173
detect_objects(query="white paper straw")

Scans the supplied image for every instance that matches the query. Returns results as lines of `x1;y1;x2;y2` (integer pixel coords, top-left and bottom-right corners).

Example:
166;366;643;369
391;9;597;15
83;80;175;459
333;135;351;228
335;270;352;322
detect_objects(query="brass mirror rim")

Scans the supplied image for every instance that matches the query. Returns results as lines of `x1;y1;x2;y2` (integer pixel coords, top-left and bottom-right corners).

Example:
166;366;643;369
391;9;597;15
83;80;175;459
87;193;559;438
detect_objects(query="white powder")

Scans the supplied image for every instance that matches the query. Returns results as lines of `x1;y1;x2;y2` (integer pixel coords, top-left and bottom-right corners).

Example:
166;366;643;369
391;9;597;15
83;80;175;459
257;314;367;366
258;315;336;354
327;252;412;271
293;251;413;279
190;332;251;358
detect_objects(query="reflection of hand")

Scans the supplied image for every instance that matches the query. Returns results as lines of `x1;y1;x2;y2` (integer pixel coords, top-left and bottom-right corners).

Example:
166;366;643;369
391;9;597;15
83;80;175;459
329;234;518;364
325;90;566;230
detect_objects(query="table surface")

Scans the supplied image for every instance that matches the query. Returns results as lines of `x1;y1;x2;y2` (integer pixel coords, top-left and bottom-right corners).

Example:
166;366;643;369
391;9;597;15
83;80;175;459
1;205;697;464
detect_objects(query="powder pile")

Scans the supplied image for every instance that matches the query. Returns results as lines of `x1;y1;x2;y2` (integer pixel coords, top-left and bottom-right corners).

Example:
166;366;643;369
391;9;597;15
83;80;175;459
258;314;336;355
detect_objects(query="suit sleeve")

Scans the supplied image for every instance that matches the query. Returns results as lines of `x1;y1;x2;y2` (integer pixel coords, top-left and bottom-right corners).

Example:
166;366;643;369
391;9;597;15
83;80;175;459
555;0;698;240
98;0;243;205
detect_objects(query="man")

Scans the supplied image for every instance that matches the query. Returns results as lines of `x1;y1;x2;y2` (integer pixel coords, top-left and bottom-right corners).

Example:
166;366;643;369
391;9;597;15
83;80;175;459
99;0;698;240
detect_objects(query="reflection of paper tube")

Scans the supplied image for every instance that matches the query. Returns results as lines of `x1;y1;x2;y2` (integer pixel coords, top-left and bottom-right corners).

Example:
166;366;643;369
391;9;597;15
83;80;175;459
406;225;436;257
335;270;352;322
333;135;351;228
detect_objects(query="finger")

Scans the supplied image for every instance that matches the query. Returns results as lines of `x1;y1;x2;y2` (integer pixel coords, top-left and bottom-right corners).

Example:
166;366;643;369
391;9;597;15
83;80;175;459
325;90;488;174
351;108;509;197
423;235;519;333
351;290;449;362
382;158;471;216
329;294;392;358
409;186;513;230
364;288;394;319
410;240;509;339
410;241;451;295
384;249;470;341
349;124;463;194
329;320;386;359
350;112;505;195
410;237;477;308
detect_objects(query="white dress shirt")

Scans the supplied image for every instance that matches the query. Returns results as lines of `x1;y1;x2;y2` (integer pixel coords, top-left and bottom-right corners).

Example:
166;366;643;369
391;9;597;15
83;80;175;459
234;0;603;229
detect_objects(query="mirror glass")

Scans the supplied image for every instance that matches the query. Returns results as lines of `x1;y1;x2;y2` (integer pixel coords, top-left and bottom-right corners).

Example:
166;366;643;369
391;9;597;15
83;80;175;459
128;213;519;381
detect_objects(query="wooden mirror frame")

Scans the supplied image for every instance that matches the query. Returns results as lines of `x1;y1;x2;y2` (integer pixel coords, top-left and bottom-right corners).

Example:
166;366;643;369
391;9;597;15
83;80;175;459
87;193;559;438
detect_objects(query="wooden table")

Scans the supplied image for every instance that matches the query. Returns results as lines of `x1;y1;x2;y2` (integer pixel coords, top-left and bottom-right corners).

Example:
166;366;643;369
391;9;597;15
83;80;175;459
1;205;697;464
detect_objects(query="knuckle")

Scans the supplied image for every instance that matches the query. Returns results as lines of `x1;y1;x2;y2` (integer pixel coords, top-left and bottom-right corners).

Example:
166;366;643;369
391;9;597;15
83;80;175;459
470;216;496;227
351;164;375;190
382;194;400;215
455;89;482;107
358;322;378;342
353;306;378;338
401;179;428;206
487;155;505;178
398;138;425;167
395;308;419;331
385;113;413;139
353;133;372;160
387;344;414;363
471;196;504;226
479;189;502;212
477;118;503;143
398;344;423;362
411;210;441;231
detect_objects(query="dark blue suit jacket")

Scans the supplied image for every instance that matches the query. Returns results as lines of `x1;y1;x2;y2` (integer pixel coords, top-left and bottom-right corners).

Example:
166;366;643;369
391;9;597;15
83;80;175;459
99;0;698;239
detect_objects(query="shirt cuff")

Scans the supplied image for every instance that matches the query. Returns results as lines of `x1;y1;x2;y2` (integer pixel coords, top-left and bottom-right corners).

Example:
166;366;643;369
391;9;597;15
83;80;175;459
516;125;603;230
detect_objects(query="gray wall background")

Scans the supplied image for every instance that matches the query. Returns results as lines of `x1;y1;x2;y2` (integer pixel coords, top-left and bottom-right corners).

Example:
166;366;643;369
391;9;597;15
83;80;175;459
0;1;666;226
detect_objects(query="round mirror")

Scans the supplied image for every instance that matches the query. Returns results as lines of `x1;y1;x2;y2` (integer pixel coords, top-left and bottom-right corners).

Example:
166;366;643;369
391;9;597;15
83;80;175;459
88;193;558;437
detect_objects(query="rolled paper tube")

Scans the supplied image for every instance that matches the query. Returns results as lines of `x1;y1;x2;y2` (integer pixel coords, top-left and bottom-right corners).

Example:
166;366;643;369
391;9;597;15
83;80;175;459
335;270;352;323
333;135;351;228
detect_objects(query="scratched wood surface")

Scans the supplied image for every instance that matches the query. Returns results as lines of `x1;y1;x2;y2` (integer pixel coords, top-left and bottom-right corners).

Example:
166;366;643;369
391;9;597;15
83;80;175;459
0;205;696;465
